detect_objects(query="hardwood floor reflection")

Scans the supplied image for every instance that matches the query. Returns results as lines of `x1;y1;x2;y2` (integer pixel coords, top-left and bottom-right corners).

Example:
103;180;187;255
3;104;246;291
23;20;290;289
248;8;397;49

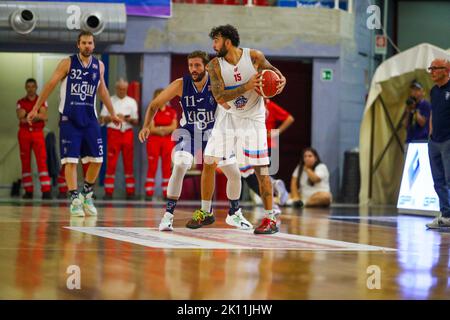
0;202;449;299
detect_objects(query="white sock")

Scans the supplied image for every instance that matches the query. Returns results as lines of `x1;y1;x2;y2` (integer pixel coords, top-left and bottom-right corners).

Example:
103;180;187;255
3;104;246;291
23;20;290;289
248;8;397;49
201;200;212;213
265;209;275;220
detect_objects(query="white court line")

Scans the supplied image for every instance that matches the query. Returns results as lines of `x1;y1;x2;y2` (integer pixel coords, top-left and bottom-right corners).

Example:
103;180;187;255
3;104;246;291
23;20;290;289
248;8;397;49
65;227;397;252
66;227;246;249
188;228;397;251
331;216;400;220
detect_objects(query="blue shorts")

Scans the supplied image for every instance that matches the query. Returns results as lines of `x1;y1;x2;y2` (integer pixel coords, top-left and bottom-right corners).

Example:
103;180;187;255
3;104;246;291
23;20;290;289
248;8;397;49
174;135;208;159
60;118;104;164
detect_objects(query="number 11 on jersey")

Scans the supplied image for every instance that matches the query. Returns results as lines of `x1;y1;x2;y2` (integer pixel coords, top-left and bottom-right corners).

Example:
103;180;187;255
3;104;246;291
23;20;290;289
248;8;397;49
184;95;195;107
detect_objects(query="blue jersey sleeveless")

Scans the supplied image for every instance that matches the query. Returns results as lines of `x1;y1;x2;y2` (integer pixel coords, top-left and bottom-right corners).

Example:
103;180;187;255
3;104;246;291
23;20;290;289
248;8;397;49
180;74;217;134
59;54;100;127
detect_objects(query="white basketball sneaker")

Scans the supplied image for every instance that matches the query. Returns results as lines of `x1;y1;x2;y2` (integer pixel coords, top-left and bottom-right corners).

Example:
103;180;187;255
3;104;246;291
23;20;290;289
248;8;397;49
80;192;98;216
226;209;253;230
70;196;85;217
159;212;174;231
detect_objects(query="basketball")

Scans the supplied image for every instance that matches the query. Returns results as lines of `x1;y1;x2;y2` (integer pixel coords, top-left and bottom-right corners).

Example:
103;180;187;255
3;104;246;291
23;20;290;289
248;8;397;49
256;69;280;98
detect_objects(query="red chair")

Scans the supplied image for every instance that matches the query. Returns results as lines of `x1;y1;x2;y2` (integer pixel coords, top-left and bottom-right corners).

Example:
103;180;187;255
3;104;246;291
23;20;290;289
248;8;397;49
243;0;270;5
213;0;240;5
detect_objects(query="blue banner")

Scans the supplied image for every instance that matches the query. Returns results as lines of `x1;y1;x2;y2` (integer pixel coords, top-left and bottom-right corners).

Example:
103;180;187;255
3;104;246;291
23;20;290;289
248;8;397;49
28;0;171;17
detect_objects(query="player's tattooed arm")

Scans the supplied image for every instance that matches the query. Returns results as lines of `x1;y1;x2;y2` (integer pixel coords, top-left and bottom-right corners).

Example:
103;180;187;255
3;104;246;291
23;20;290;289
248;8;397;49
251;49;287;94
208;58;258;105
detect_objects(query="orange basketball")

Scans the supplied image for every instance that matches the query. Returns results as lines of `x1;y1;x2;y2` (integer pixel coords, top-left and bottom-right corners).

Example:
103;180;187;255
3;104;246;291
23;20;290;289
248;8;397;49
256;69;280;98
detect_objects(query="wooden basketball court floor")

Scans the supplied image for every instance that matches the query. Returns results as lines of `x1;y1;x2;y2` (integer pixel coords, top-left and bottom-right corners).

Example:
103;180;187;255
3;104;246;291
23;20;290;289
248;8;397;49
0;199;449;300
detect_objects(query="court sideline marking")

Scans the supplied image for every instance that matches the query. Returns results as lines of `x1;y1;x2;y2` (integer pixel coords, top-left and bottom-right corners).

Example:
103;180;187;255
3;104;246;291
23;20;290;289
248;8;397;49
65;227;397;251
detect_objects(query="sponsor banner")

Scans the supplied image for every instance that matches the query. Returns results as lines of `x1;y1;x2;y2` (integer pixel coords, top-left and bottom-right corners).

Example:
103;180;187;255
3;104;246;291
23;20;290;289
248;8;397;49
28;0;171;18
397;143;439;212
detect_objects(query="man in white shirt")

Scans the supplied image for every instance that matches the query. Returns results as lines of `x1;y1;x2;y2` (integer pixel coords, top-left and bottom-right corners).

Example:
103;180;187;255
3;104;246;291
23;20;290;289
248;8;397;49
100;79;139;200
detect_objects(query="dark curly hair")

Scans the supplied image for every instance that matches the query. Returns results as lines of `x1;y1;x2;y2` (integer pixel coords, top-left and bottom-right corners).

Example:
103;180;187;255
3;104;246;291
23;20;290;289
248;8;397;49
209;25;240;47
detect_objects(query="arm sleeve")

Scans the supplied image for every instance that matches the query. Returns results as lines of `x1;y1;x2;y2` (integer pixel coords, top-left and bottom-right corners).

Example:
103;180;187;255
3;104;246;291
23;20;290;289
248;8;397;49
292;165;300;178
420;100;431;119
130;98;139;119
315;164;329;180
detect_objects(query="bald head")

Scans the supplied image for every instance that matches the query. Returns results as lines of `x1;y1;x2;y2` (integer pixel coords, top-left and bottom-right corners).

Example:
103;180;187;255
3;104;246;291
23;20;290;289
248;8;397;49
429;58;450;86
432;58;449;68
115;78;128;99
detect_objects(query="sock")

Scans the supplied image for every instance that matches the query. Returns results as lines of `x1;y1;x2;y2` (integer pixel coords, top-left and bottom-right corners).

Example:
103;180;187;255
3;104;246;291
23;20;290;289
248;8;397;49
201;200;212;213
244;173;260;196
69;190;79;201
82;181;94;195
265;209;276;221
166;199;177;215
229;199;240;216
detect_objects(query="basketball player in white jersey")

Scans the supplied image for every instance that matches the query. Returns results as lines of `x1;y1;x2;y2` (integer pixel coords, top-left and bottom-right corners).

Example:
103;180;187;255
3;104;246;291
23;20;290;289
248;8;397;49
139;51;243;231
201;24;286;234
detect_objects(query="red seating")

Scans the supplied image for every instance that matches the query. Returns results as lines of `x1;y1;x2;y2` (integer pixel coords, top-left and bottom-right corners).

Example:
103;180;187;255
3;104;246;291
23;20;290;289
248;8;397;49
243;0;270;5
212;0;241;4
174;0;209;3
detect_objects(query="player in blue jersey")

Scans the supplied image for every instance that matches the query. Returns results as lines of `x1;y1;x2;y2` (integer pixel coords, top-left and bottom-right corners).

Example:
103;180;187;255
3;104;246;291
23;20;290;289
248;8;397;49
27;30;121;217
139;50;250;231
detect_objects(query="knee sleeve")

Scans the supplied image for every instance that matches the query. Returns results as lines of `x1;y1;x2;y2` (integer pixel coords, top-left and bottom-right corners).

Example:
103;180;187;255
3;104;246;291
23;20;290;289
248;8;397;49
221;163;242;200
167;151;193;198
167;163;190;199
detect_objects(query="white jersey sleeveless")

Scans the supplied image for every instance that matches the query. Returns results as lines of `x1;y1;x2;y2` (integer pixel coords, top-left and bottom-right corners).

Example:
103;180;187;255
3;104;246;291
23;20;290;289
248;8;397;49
217;48;265;123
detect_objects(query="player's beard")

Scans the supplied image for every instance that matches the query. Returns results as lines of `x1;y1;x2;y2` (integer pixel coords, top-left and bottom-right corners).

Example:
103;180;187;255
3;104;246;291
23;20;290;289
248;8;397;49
191;71;206;82
216;46;228;58
80;48;92;58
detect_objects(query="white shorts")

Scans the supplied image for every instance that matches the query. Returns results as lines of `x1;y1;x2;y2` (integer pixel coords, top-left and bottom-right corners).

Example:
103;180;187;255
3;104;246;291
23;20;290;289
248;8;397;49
172;150;236;168
204;111;269;166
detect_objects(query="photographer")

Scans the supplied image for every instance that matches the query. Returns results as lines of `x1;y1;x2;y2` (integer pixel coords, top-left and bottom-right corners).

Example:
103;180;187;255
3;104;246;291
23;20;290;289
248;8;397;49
403;81;431;143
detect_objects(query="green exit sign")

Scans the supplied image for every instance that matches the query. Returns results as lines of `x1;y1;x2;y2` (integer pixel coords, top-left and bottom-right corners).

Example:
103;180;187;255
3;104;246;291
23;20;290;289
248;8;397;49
321;69;333;81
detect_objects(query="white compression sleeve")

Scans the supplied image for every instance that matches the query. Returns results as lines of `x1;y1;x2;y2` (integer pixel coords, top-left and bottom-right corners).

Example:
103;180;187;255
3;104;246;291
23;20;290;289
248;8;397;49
220;163;242;200
166;163;191;199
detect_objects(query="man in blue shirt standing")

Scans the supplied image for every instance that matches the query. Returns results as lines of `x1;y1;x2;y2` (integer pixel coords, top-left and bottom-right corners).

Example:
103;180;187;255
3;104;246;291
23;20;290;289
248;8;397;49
426;58;450;229
403;81;431;143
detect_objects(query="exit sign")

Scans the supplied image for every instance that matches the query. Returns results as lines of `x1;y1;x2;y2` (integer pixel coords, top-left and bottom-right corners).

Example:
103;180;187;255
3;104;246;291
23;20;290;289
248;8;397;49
321;68;333;81
375;35;387;55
